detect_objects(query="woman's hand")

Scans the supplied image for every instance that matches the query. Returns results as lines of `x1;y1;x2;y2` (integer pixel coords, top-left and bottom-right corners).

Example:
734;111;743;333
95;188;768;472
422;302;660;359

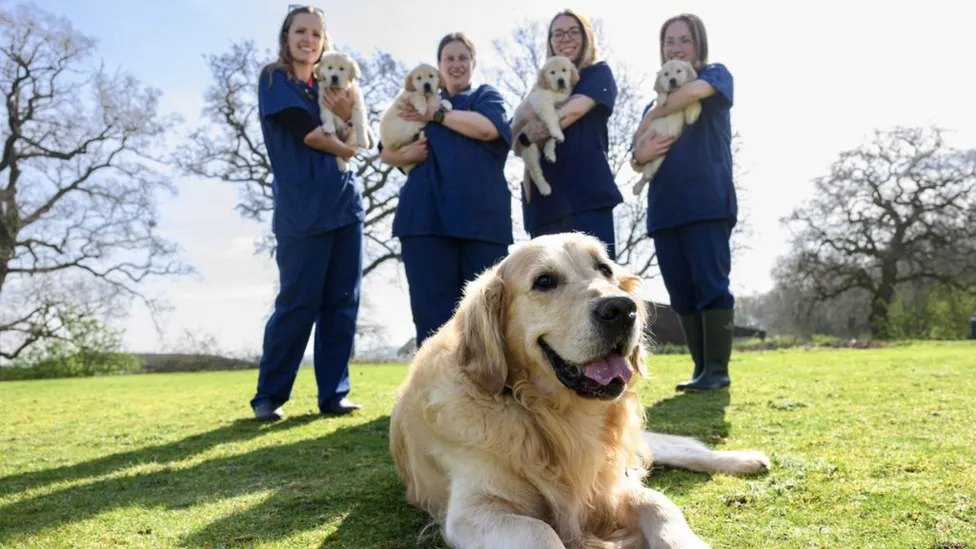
398;136;429;163
397;97;433;122
323;89;354;122
633;132;676;165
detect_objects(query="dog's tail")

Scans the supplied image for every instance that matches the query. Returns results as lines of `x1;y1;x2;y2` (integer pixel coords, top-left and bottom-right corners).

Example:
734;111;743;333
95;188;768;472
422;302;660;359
641;431;771;475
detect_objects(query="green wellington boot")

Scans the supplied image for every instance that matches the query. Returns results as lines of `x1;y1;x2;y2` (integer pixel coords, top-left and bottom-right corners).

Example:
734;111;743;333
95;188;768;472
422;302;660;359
682;308;733;392
675;311;704;391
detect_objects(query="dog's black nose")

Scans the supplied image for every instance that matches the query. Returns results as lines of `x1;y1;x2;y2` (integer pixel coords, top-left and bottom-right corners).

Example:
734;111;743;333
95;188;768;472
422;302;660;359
593;296;637;334
331;75;339;85
557;77;566;88
669;77;677;88
423;82;432;93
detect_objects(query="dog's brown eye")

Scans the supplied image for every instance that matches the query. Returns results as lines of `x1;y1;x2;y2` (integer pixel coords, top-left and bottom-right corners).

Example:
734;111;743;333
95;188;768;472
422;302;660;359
597;264;613;278
532;273;558;292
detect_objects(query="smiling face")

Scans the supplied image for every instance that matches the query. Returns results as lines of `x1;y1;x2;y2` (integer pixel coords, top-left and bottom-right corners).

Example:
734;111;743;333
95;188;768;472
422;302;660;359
286;12;325;68
454;233;648;403
662;19;697;65
438;40;474;93
549;14;584;65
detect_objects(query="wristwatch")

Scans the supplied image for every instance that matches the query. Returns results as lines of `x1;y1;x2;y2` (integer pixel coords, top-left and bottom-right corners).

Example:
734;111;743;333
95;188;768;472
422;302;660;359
432;106;447;124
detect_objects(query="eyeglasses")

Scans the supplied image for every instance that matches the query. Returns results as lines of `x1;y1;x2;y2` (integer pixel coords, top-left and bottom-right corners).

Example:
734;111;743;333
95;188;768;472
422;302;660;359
288;4;323;14
550;27;582;42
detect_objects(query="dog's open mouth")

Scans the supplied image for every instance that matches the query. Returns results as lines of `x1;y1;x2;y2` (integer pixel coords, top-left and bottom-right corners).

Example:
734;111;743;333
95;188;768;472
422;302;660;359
538;338;632;400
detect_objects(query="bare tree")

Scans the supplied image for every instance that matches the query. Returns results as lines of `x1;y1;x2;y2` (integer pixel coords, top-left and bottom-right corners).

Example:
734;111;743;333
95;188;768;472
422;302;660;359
486;18;749;278
781;126;976;338
174;40;408;277
0;4;188;361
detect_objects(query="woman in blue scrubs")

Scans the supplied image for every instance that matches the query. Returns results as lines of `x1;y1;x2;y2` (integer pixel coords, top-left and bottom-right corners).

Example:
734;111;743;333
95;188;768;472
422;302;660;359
249;6;367;421
632;13;737;392
514;9;622;259
381;32;513;349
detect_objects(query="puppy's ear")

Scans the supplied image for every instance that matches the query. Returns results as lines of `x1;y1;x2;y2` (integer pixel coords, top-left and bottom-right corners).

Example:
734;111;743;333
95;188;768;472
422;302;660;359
455;271;509;395
537;67;550;91
437;73;448;90
653;71;667;96
570;64;580;87
404;71;416;92
349;58;361;81
618;271;649;378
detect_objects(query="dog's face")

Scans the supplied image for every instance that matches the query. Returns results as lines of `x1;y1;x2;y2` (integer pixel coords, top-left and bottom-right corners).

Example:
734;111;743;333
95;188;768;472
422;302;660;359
404;63;443;95
455;233;648;402
654;59;697;95
537;56;580;92
316;52;361;89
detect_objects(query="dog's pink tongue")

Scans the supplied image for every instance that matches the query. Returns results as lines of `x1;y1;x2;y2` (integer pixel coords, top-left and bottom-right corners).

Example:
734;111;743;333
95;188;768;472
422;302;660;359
582;355;632;386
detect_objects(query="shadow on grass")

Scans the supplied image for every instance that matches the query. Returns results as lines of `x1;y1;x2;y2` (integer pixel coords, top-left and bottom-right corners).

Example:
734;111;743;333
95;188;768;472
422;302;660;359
642;389;732;496
0;415;438;549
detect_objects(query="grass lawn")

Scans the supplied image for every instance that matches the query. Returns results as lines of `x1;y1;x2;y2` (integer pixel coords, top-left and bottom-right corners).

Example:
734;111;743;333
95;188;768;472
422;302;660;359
1;341;974;548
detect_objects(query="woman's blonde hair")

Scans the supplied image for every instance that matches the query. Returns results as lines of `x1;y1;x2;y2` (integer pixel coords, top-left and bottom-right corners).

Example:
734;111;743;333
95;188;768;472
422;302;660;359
262;6;330;82
659;13;709;69
546;9;598;69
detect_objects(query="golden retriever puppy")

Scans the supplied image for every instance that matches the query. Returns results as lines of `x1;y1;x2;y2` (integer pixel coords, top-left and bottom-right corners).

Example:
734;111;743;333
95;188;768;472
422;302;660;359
390;232;771;549
379;63;452;174
315;51;373;172
630;59;702;196
511;56;579;203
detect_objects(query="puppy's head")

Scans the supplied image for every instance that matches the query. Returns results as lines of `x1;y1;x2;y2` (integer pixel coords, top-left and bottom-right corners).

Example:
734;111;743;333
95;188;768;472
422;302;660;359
654;59;697;95
316;51;360;89
404;63;443;95
537;55;580;93
454;233;648;402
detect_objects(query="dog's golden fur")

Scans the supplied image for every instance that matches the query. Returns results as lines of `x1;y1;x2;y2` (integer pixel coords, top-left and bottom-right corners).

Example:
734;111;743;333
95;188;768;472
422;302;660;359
314;51;373;172
390;233;770;549
510;56;579;203
379;63;451;174
631;59;702;196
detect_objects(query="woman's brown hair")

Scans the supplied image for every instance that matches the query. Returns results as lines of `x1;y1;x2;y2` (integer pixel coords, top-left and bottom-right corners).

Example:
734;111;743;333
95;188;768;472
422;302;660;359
659;13;709;69
546;9;598;69
262;6;330;83
437;32;477;62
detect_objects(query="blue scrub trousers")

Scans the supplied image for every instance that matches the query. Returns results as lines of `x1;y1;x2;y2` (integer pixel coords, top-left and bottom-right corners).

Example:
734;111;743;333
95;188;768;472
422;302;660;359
400;236;509;347
652;219;734;316
251;221;363;411
530;207;617;260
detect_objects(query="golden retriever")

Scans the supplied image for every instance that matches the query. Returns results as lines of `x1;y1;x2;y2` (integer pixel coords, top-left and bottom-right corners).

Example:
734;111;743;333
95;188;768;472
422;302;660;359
511;56;579;203
379;63;452;174
315;51;373;172
630;59;702;196
389;232;771;549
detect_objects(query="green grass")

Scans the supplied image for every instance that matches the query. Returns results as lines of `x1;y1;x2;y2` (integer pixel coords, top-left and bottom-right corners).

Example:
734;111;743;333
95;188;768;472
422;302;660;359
1;341;974;548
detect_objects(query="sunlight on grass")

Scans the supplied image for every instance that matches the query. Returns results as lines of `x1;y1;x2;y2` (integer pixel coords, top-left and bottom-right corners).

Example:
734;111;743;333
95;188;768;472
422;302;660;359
1;342;974;548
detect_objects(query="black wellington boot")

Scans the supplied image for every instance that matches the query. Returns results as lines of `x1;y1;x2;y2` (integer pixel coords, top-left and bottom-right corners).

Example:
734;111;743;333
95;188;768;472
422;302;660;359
675;311;704;391
683;308;733;392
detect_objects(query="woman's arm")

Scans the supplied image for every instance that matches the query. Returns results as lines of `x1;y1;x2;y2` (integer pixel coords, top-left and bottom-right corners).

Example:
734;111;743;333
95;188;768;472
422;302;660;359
554;94;597;128
439;109;499;141
379;137;428;168
304;127;357;160
644;80;716;121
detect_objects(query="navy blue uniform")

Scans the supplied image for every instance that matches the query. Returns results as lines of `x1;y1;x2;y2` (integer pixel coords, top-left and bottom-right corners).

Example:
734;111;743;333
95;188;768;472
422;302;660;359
644;63;736;315
389;84;514;347
250;66;364;412
521;61;622;259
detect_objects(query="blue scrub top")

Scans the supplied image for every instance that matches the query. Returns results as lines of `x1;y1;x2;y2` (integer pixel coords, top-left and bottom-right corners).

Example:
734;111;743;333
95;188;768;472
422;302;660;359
257;66;364;237
520;60;622;232
644;63;736;235
390;83;514;245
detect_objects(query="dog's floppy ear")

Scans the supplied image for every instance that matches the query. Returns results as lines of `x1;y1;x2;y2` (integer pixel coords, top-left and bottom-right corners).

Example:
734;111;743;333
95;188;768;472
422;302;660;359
569;64;581;87
455;269;509;395
349;57;361;81
536;67;551;91
404;71;416;92
618;270;649;378
653;69;668;97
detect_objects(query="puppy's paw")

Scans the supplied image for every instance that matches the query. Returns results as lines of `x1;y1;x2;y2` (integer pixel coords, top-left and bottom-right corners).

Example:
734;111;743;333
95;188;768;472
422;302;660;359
552;129;565;143
719;450;772;475
440;99;453;111
538;181;552;196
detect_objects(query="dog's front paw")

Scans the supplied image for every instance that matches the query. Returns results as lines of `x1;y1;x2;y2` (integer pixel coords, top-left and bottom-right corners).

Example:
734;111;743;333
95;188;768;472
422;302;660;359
722;450;772;475
552;129;565;143
537;181;552;196
440;99;453;111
